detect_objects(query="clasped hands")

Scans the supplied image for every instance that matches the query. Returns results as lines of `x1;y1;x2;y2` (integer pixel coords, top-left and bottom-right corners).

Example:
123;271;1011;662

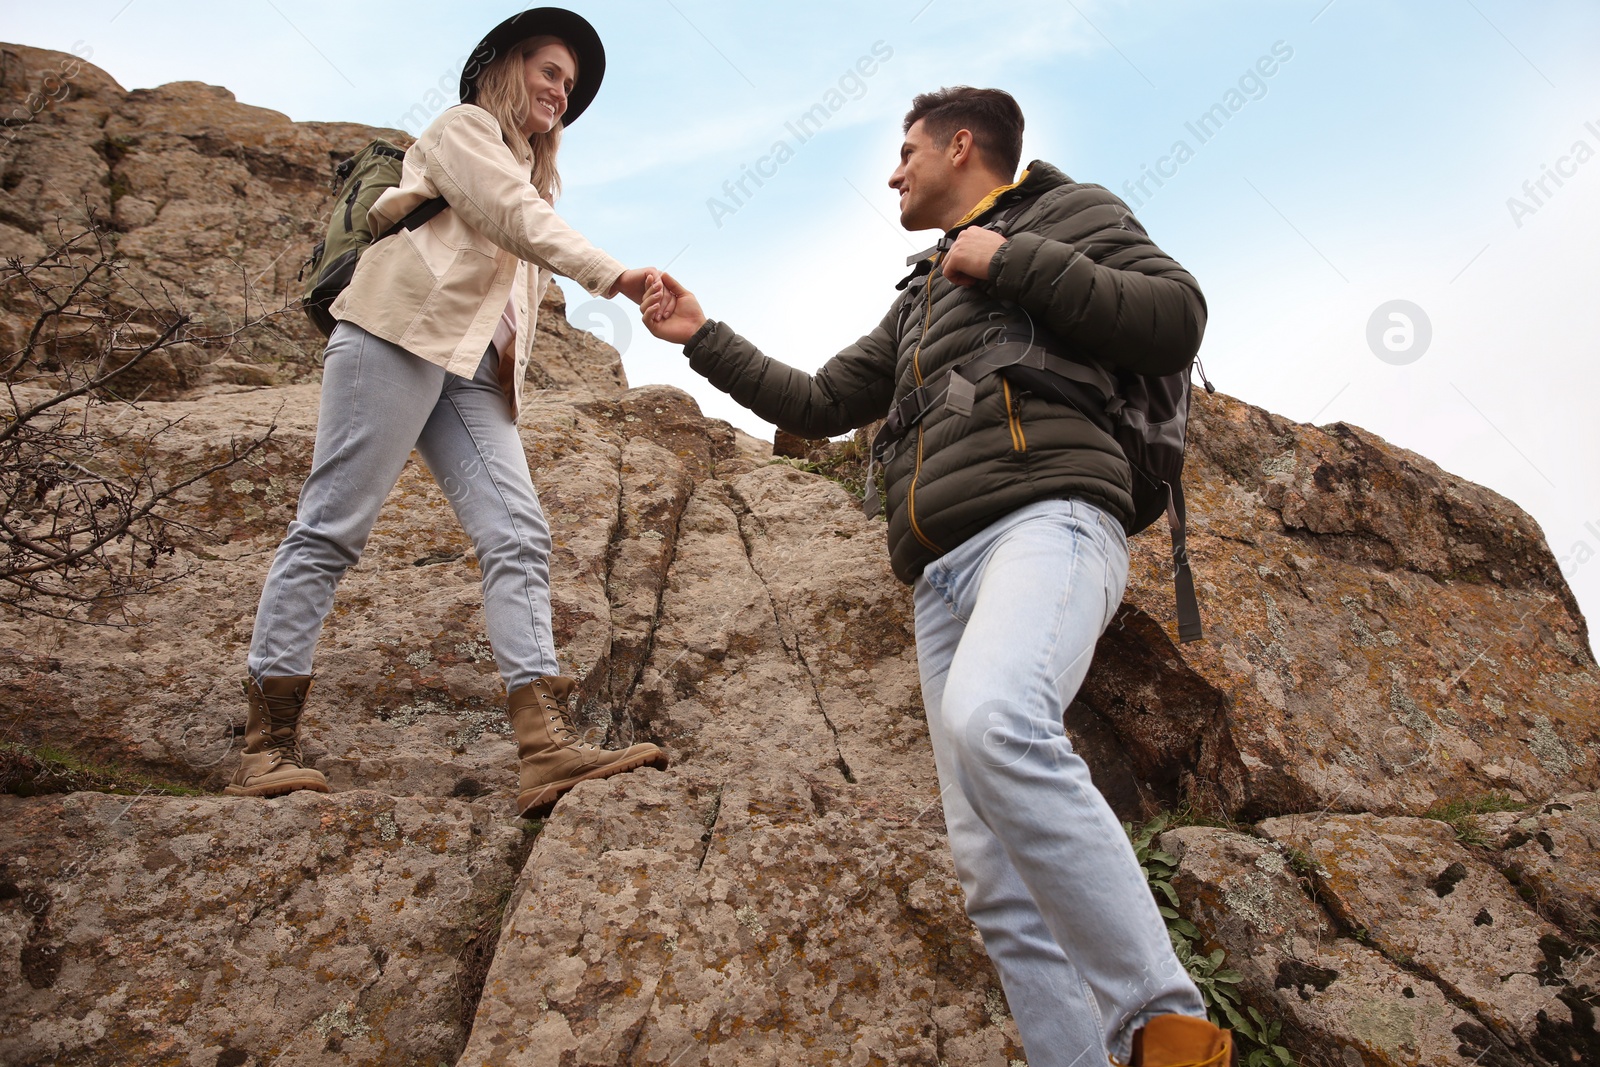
606;267;697;343
629;226;1006;346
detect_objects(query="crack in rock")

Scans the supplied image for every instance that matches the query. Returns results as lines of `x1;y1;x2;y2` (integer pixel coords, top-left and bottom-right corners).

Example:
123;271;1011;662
724;481;856;784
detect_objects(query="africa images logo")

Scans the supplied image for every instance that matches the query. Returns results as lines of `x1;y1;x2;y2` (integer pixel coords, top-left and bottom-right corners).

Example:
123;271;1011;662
706;41;894;229
1119;40;1294;210
1505;119;1600;229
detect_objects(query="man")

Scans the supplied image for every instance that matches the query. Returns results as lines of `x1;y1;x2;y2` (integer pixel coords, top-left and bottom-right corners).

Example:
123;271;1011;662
642;87;1229;1067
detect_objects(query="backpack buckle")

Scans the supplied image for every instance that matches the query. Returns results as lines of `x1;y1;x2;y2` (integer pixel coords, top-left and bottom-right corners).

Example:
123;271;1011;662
944;371;975;418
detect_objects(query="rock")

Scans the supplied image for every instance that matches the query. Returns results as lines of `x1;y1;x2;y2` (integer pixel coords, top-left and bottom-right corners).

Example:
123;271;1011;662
110;193;157;230
1258;812;1598;1061
1092;392;1600;822
0;51;361;378
1162;826;1510;1066
0;44;122;234
727;461;926;790
0;114;113;232
461;771;1022;1066
1469;792;1600;943
195;357;284;388
771;429;831;460
590;435;694;728
0;789;528;1066
528;282;629;399
0;43;124;118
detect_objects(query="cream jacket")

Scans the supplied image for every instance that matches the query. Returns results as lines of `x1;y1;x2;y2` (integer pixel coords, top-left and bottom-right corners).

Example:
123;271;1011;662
331;104;625;419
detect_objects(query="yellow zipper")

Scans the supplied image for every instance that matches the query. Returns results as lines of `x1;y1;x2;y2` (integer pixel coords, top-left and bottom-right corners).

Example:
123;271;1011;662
1003;379;1027;452
907;428;942;552
907;265;942;553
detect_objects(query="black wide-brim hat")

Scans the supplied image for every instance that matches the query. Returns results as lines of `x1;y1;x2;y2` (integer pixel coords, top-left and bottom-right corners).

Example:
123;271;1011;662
459;8;606;127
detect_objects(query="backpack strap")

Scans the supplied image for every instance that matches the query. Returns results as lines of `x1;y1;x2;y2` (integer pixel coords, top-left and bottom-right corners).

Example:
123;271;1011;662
1165;479;1203;643
377;196;449;241
893;276;926;337
982;189;1046;236
862;331;1116;518
874;331;1115;451
895;239;946;290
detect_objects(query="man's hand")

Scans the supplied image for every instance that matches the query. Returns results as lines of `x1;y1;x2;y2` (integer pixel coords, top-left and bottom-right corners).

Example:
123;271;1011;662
941;227;1007;288
642;272;707;344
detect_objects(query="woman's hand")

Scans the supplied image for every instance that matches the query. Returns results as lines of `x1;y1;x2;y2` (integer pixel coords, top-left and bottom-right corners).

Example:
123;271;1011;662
610;267;663;306
642;272;707;344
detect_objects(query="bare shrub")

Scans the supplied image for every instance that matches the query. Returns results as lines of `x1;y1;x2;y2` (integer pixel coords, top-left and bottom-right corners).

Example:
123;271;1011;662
1;215;281;621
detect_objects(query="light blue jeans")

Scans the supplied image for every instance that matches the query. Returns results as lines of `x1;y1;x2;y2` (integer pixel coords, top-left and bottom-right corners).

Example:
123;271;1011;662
248;322;558;692
914;497;1206;1065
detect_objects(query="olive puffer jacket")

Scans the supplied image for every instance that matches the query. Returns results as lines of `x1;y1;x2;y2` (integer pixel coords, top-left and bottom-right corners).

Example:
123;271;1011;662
684;160;1206;585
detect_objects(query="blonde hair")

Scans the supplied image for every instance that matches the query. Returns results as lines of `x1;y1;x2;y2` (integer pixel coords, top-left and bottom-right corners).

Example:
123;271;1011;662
471;35;570;201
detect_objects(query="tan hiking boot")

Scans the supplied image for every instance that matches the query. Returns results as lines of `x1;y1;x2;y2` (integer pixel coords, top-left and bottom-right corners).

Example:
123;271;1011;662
510;675;667;817
224;675;330;797
1122;1014;1233;1067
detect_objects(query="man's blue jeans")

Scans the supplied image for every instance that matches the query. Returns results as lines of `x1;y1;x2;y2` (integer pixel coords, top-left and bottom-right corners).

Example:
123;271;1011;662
249;322;559;691
914;497;1206;1065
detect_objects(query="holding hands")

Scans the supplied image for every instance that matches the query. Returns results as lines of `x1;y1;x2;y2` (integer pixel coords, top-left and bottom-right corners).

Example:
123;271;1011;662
605;268;704;344
641;272;707;344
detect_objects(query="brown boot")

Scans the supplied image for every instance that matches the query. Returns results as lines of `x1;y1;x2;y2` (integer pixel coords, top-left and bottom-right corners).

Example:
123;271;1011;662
510;675;667;817
224;676;330;797
1124;1015;1233;1067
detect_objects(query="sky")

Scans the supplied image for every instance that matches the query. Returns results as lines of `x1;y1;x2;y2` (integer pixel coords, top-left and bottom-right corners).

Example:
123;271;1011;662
10;1;1600;650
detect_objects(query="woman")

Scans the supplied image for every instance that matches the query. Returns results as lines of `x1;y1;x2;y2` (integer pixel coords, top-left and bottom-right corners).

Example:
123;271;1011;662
228;8;668;816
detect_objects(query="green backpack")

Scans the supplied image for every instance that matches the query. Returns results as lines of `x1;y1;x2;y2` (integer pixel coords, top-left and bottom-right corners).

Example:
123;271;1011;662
299;140;446;337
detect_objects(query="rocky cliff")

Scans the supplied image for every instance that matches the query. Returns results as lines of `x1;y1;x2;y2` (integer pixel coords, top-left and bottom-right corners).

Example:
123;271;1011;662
2;44;1596;1067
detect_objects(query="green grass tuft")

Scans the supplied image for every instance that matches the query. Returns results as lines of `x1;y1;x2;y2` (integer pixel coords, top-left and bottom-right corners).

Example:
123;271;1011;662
1423;792;1528;846
1282;846;1319;879
1;742;204;798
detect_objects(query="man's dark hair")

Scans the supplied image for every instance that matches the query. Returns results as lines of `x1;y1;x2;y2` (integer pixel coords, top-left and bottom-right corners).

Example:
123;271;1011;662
903;87;1024;177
